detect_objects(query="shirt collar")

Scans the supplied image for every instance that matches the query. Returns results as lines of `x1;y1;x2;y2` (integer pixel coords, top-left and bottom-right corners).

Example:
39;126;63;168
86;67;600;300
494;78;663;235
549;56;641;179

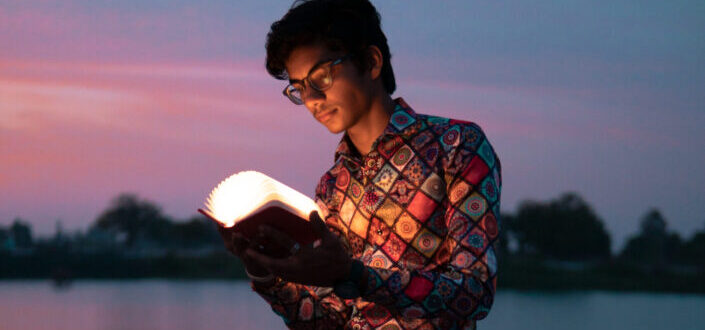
334;97;419;163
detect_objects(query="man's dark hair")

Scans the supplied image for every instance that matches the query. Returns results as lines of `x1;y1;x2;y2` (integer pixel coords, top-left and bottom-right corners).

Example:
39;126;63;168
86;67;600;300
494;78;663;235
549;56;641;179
266;0;396;94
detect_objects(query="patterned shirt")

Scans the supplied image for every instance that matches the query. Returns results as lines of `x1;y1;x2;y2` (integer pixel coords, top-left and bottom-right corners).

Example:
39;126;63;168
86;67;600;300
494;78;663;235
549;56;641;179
253;98;502;329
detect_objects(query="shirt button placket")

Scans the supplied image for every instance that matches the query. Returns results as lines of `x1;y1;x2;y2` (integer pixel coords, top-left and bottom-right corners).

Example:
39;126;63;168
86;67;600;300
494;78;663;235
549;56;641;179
361;155;369;186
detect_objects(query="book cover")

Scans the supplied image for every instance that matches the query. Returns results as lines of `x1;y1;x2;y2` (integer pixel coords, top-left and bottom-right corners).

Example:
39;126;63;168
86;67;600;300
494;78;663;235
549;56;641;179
199;171;322;253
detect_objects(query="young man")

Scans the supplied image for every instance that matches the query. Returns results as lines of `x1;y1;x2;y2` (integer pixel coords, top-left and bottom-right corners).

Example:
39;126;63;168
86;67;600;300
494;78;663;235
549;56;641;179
219;0;502;328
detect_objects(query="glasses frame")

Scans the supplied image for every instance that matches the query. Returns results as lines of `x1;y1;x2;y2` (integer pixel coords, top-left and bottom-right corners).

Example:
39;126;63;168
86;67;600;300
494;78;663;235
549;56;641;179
283;53;353;105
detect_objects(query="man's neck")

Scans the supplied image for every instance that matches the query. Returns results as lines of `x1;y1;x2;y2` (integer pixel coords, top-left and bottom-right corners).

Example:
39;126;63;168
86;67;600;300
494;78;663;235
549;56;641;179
346;94;395;157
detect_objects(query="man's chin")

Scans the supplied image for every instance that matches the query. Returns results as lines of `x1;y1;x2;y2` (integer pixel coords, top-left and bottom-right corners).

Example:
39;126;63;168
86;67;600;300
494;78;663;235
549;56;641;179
323;121;345;134
326;126;345;134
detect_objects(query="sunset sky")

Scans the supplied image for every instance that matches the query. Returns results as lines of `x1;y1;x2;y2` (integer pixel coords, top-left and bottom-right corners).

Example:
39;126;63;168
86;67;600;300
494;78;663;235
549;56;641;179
1;0;703;250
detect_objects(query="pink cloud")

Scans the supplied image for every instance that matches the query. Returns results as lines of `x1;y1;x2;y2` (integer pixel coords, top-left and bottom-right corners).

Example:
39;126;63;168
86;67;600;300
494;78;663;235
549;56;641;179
0;57;334;233
0;58;308;138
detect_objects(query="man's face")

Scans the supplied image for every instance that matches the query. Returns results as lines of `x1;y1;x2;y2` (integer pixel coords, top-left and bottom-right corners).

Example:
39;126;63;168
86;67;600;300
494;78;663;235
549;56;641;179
284;44;373;134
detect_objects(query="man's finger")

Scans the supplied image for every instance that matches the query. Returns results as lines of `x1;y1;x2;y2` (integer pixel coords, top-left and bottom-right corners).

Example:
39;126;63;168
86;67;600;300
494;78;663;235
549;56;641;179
309;211;331;240
259;225;298;253
231;232;250;255
246;248;294;275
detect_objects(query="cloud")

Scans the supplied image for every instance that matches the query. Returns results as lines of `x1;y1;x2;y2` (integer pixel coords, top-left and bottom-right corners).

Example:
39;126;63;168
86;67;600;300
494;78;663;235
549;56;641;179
0;56;335;233
0;59;312;144
1;0;704;246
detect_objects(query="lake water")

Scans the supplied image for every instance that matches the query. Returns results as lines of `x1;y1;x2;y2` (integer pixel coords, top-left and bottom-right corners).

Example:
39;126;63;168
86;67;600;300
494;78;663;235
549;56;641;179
1;280;703;330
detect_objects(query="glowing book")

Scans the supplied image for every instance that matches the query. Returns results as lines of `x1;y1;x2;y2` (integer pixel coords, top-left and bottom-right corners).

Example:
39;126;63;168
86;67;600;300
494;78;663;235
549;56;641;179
198;171;321;252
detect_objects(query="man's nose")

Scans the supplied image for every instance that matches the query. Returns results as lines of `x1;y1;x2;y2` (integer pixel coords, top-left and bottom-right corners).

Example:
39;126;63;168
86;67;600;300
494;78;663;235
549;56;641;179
302;87;326;110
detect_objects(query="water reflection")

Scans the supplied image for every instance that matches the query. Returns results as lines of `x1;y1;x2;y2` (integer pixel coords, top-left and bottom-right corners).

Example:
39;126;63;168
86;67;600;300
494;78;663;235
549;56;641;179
0;280;285;330
1;281;704;330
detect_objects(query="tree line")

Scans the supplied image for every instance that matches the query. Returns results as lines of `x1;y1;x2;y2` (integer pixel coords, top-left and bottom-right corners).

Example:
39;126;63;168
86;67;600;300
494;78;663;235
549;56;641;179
1;192;704;290
496;192;705;270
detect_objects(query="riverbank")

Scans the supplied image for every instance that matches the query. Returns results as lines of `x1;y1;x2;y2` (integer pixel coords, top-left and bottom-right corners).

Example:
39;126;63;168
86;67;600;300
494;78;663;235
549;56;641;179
2;252;703;294
498;257;705;294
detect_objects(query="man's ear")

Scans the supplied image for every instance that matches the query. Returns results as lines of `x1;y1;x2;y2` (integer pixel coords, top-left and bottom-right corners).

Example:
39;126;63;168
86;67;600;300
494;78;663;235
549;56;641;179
366;45;384;80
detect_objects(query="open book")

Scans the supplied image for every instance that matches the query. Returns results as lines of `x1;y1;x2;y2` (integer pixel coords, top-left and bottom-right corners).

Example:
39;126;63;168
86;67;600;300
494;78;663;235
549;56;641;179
198;171;322;252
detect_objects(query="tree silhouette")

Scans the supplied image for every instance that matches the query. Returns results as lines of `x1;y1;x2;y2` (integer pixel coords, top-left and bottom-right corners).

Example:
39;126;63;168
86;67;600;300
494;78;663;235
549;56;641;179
620;208;682;269
10;218;33;248
675;220;705;267
170;216;222;248
510;192;611;261
93;193;171;247
495;212;513;260
680;232;705;267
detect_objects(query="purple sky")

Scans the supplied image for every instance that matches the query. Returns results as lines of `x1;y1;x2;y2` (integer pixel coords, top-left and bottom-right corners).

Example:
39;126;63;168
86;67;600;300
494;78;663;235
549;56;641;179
1;0;704;250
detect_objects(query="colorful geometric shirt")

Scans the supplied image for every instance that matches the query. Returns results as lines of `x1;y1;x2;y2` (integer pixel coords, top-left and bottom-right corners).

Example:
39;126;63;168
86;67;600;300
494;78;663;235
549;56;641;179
253;98;502;329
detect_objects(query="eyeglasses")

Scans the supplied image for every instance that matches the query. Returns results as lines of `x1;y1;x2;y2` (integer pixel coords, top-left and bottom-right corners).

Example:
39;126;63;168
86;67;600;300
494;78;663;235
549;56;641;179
283;53;353;105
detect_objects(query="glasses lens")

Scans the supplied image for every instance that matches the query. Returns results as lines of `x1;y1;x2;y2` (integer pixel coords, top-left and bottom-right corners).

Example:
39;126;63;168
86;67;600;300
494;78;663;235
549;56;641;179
309;66;332;91
285;85;304;105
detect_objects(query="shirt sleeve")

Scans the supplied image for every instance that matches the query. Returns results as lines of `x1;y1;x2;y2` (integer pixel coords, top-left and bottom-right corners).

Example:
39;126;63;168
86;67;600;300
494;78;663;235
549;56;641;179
359;123;502;323
251;280;350;328
250;176;354;328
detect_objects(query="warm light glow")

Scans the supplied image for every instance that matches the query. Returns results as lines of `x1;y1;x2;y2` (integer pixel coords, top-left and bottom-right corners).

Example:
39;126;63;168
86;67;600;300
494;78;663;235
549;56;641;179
202;171;321;228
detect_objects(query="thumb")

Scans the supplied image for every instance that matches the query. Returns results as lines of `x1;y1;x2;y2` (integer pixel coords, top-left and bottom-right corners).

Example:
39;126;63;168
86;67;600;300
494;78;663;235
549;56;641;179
309;210;331;240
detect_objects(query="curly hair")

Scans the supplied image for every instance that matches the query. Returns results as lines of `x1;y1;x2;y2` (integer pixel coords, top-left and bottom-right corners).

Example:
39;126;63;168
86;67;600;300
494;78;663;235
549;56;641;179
265;0;396;94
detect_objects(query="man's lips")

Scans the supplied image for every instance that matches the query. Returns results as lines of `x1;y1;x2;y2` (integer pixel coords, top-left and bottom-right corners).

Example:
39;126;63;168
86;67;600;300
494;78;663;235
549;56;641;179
316;108;336;122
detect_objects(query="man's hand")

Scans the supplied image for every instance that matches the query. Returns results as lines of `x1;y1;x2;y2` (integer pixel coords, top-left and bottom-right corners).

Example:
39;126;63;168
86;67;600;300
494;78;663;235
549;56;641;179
246;211;353;287
217;225;271;278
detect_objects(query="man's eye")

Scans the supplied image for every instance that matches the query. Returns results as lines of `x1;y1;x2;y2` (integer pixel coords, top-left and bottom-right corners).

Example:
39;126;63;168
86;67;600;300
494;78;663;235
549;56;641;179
318;76;332;86
311;69;330;87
